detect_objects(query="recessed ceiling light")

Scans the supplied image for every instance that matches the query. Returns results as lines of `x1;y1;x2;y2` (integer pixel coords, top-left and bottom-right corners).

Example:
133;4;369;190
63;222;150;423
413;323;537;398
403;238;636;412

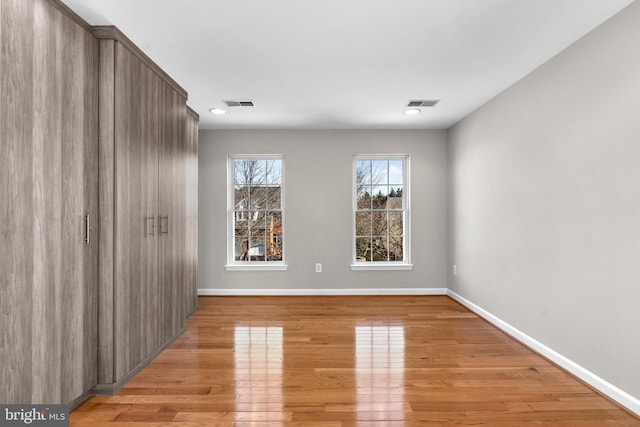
404;108;421;115
209;108;226;115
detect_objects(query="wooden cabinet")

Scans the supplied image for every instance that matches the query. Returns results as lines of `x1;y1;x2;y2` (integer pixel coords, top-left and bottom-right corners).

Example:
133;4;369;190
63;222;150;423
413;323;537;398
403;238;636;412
94;27;196;389
1;0;197;405
0;0;99;405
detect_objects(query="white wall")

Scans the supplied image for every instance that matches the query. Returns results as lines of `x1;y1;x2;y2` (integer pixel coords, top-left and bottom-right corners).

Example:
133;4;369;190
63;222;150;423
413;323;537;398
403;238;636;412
199;129;448;292
448;1;640;399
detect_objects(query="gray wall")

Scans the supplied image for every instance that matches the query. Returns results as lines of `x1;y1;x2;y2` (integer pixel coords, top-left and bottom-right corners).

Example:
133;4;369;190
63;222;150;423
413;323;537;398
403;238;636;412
199;130;448;291
448;1;640;398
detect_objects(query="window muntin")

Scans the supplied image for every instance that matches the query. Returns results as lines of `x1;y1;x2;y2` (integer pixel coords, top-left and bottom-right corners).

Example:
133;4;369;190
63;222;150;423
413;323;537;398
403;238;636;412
354;156;409;264
229;157;284;266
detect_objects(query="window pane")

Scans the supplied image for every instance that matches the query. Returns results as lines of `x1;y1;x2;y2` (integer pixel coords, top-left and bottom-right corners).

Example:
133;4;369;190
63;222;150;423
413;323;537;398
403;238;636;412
249;211;267;238
234;222;248;237
253;160;267;185
371;160;388;185
357;186;372;210
235;160;266;185
266;159;282;185
238;160;265;185
372;186;388;209
266;211;282;235
267;234;283;261
356;212;371;236
389;212;403;236
234;161;248;185
249;237;266;261
356;160;371;186
389;236;403;261
372;211;388;236
389;160;403;185
372;237;389;261
235;185;249;208
250;186;267;210
235;237;249;261
355;237;371;262
266;186;281;209
387;186;403;210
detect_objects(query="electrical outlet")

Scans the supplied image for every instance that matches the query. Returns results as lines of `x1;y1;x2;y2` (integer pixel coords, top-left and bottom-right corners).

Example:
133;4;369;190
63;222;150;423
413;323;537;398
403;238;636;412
315;263;322;273
453;265;458;276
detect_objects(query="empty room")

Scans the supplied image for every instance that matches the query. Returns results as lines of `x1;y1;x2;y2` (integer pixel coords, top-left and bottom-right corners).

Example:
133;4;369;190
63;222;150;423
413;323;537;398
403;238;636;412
1;0;639;425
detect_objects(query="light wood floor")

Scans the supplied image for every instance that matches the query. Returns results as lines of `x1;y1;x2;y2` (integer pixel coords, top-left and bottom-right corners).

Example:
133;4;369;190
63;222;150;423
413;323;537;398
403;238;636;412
72;296;640;426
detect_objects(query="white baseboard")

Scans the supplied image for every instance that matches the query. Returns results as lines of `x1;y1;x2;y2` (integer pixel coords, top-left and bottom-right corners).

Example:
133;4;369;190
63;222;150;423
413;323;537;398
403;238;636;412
198;287;447;296
447;289;640;417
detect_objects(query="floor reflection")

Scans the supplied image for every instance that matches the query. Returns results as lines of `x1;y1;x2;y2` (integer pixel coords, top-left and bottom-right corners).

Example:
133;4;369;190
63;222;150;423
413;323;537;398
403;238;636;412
355;324;405;425
234;324;284;424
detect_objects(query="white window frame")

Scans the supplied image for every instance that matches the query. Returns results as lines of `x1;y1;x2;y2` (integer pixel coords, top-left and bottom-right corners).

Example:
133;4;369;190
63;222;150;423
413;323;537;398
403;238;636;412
351;154;412;271
226;155;287;271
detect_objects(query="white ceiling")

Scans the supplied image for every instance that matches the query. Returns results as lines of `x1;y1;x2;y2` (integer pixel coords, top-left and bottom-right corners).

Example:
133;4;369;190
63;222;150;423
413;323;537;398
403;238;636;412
62;0;634;130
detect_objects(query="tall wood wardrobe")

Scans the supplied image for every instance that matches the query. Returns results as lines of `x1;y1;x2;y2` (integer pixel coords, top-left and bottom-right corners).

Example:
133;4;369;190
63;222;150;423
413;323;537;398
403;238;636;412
0;0;198;406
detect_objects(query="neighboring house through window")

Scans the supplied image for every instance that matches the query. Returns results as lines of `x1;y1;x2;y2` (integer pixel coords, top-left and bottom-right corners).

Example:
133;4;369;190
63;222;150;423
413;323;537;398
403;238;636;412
353;155;412;270
227;155;286;270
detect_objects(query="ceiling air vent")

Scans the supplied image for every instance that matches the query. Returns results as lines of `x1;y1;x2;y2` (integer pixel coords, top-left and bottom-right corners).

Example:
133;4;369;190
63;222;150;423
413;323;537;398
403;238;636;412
223;99;255;107
407;100;439;107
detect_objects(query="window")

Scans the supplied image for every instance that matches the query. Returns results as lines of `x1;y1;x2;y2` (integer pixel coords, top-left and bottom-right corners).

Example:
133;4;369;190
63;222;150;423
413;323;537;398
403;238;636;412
227;156;286;270
352;155;412;270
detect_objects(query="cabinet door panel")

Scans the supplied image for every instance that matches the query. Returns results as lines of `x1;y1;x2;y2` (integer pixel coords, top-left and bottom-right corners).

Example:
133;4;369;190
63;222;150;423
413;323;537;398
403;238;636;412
58;14;100;403
0;0;35;404
80;30;100;396
141;66;161;360
114;42;133;379
32;0;61;403
158;83;187;343
114;44;160;379
158;83;171;343
0;0;99;404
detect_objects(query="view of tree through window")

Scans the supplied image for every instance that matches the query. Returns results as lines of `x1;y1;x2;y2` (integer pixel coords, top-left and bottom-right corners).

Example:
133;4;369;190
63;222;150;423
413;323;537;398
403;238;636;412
232;158;283;262
355;158;406;262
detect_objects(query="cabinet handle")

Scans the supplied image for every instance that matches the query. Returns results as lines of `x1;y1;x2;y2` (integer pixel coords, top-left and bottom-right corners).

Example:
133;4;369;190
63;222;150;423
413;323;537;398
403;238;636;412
160;215;169;235
146;216;155;236
84;214;90;244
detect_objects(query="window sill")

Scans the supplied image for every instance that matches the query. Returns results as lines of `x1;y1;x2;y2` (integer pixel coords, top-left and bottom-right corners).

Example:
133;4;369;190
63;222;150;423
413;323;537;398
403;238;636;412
225;264;288;272
350;263;414;271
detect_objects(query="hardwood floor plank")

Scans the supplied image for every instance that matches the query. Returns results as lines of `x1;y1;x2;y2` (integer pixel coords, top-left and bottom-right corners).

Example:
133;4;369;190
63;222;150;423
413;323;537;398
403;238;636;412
71;296;640;426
